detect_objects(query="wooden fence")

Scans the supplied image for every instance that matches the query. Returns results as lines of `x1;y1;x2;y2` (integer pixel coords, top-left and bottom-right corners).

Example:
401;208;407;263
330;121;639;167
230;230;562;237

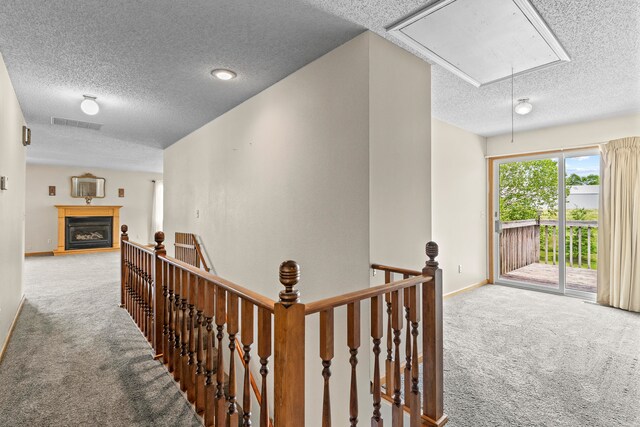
500;219;598;274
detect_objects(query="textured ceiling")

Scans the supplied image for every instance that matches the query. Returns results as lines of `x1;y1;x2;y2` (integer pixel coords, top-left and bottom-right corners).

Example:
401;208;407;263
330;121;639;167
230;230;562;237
0;0;363;172
307;0;640;137
1;1;638;172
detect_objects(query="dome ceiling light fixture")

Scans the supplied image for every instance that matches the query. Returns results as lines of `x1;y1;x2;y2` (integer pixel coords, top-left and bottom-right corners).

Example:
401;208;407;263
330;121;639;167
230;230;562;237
211;68;237;81
80;95;100;116
515;98;533;115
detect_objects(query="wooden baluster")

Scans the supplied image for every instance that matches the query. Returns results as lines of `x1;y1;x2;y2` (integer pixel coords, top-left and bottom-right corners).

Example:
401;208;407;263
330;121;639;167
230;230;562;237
578;226;582;268
180;270;190;392
215;288;227;427
204;283;216;426
141;252;146;338
391;289;403;427
553;226;557;265
186;273;198;402
422;242;446;426
124;242;130;312
241;300;254;426
545;225;549;264
138;249;144;329
144;252;150;340
154;234;166;356
408;286;421;427
274;260;305;426
161;260;169;363
347;301;360;426
120;225;128;307
128;244;134;315
195;277;206;413
148;252;154;343
258;307;271;427
569;226;574;267
132;247;138;324
173;267;182;382
371;295;383;427
137;249;143;329
167;264;175;371
320;308;334;427
403;275;412;406
385;271;394;397
587;227;592;269
227;293;240;426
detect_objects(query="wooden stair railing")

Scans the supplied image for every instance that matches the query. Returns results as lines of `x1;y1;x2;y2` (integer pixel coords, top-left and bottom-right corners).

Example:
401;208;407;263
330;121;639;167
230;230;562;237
175;231;210;272
120;225;447;426
174;232;273;427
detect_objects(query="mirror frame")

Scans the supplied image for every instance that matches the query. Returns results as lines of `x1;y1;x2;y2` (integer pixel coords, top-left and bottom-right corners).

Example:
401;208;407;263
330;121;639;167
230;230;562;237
70;173;106;200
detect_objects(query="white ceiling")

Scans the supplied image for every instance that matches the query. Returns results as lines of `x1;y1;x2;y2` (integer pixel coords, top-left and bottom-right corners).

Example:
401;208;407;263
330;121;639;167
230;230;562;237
389;0;570;86
310;0;640;136
1;0;638;172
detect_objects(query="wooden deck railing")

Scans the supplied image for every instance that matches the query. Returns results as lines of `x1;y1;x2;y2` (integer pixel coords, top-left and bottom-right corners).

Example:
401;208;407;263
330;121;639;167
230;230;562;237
500;219;598;274
120;225;447;426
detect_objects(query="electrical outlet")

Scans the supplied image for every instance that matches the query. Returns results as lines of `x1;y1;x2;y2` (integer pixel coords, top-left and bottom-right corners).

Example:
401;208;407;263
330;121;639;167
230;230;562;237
47;239;52;244
458;264;462;274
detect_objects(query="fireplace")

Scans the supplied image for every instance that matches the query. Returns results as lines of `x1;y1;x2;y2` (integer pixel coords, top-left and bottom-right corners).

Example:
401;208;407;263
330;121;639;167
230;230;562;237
65;216;113;250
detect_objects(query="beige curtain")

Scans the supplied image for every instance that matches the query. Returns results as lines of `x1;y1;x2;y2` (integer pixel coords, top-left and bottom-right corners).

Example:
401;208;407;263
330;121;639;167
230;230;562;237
597;137;640;312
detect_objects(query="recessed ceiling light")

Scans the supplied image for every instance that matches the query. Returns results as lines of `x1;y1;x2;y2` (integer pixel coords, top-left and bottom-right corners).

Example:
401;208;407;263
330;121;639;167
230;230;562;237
211;69;237;81
80;95;99;115
515;98;533;115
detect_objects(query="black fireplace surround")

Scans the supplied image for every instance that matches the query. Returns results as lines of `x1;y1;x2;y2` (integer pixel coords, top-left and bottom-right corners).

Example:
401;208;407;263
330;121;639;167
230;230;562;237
65;216;113;250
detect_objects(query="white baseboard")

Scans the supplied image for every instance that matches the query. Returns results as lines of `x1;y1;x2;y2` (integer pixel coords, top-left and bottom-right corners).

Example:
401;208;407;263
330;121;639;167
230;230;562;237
444;279;489;300
0;295;25;365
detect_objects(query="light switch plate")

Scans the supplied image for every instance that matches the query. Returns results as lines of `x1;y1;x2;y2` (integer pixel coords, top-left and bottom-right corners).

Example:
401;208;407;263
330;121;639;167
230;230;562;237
0;176;8;190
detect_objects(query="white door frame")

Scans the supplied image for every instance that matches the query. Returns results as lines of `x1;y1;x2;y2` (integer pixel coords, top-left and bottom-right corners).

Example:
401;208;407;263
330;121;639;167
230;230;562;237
492;149;599;300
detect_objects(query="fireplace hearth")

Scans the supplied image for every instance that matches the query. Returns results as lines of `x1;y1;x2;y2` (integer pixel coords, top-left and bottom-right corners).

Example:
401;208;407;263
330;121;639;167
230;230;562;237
65;216;113;250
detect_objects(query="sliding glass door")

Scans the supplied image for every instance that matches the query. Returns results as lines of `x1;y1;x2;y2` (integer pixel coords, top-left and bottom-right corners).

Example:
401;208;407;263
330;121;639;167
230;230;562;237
493;150;599;298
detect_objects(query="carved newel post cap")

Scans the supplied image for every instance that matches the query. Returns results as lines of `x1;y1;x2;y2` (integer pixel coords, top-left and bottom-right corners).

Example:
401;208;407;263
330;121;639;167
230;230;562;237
279;260;300;305
425;241;439;268
121;224;128;235
154;231;165;251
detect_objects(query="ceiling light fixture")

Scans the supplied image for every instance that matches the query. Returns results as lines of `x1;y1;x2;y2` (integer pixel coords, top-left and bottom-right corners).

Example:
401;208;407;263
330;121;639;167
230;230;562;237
211;69;237;81
515;98;533;115
80;95;100;116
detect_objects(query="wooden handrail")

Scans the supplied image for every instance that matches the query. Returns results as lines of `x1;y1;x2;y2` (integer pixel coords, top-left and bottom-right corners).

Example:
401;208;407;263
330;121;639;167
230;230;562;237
371;263;421;277
121;226;447;427
174;232;211;272
304;274;430;315
160;255;276;312
123;239;155;254
192;235;210;272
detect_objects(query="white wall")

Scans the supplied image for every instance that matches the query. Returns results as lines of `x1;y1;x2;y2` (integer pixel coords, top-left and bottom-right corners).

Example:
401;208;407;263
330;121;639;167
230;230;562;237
487;113;640;157
0;52;26;350
25;164;162;252
369;33;431;271
164;31;432;425
432;119;488;294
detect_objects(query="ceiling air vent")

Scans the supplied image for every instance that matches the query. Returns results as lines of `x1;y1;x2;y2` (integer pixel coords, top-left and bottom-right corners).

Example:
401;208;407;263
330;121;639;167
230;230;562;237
51;117;103;131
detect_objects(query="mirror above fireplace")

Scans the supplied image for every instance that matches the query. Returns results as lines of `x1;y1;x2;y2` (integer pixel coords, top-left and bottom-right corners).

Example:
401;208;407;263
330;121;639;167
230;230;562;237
71;173;105;204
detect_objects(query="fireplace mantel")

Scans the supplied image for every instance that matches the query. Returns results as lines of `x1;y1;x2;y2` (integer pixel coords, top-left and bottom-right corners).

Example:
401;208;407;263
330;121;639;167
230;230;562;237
53;205;122;255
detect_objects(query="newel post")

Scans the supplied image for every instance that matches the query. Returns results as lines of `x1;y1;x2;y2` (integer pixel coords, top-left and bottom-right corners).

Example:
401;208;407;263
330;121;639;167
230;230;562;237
421;242;447;426
120;225;129;308
153;231;167;357
274;260;305;426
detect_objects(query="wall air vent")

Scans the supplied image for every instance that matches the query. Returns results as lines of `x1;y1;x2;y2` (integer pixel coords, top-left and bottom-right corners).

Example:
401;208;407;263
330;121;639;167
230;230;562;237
387;0;570;87
51;117;103;131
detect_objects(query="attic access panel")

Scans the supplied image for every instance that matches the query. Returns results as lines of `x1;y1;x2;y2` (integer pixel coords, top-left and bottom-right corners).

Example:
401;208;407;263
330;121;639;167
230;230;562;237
388;0;570;87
